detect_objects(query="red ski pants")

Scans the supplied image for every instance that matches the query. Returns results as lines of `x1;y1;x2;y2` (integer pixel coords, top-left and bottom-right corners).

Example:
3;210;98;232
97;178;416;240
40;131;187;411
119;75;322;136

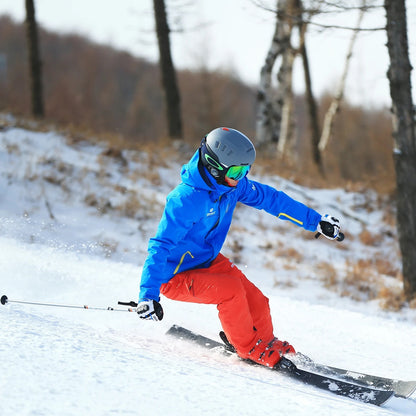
160;254;274;357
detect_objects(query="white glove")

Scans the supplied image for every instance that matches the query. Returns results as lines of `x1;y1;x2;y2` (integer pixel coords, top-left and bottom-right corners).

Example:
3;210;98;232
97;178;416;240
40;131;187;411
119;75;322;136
317;214;341;240
136;299;164;321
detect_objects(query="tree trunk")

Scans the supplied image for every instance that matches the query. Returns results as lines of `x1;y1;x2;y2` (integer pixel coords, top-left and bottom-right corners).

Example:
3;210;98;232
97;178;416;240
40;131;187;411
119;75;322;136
276;46;295;156
256;0;291;146
25;0;44;118
384;0;416;299
296;1;323;175
153;0;183;139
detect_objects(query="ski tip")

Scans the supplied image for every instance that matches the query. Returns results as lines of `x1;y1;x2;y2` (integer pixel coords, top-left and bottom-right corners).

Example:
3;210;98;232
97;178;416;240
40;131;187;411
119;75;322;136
392;380;416;398
1;295;8;305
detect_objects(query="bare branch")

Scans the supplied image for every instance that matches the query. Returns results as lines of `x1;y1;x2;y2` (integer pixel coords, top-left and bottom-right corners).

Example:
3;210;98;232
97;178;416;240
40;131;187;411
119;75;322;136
304;20;385;31
318;1;366;152
250;0;385;31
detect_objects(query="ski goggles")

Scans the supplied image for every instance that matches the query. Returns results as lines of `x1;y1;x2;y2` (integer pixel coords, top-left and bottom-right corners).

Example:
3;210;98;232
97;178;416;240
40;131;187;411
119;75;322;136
225;164;251;180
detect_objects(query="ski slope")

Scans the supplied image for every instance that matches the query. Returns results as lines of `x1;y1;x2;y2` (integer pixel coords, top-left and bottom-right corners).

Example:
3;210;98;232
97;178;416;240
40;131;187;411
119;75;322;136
1;123;416;415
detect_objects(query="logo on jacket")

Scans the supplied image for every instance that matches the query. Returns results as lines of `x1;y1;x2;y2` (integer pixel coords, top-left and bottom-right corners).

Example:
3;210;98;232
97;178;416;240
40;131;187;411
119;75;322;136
207;208;216;217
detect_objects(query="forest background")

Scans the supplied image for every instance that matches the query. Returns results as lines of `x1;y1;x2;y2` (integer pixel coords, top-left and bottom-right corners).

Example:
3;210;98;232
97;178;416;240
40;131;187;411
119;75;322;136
0;12;397;191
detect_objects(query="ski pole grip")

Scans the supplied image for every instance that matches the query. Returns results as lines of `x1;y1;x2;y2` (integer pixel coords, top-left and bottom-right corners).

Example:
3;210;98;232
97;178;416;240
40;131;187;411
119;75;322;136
337;232;345;242
1;295;8;305
315;232;345;242
118;300;138;307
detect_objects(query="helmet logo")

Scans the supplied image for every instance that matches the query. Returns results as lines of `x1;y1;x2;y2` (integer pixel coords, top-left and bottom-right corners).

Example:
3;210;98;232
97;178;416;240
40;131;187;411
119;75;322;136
204;154;224;171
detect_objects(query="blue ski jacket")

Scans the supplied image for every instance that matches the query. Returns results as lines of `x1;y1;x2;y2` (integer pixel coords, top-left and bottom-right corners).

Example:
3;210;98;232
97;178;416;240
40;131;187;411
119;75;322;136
139;150;321;301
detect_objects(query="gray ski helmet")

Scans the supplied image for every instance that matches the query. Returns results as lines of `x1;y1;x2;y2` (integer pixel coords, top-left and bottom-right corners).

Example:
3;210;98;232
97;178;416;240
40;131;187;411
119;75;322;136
200;127;256;185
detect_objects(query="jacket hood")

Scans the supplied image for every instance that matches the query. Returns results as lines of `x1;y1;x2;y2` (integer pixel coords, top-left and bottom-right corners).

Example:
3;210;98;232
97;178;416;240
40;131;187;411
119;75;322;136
180;150;234;195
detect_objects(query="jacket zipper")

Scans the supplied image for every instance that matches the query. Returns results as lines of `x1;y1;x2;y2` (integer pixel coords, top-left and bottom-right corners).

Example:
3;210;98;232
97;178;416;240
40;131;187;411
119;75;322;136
206;194;223;239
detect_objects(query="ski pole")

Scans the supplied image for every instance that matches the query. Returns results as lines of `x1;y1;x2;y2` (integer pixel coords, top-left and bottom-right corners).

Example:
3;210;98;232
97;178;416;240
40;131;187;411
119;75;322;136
1;295;136;312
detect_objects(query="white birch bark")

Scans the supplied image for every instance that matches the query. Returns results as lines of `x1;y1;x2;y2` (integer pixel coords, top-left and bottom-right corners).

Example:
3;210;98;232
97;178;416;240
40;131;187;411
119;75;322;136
318;3;366;152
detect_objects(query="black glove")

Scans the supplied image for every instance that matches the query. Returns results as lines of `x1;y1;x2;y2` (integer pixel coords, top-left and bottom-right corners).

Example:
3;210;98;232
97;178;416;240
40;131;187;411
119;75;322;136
136;299;164;321
317;214;341;240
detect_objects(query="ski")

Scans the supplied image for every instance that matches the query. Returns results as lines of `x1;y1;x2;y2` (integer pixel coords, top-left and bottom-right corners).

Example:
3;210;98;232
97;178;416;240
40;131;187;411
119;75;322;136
168;324;416;399
288;353;416;399
167;325;394;406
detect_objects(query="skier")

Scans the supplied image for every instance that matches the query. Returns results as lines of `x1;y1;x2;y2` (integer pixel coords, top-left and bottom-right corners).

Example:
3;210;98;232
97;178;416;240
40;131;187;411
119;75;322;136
137;127;341;368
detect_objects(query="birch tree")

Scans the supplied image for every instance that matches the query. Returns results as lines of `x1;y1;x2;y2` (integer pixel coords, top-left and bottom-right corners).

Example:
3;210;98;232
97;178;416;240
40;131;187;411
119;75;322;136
318;2;366;153
256;0;382;175
257;0;293;146
256;0;321;168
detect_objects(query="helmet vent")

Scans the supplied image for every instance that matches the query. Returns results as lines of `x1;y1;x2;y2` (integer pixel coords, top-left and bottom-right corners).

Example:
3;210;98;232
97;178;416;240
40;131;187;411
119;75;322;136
202;127;256;172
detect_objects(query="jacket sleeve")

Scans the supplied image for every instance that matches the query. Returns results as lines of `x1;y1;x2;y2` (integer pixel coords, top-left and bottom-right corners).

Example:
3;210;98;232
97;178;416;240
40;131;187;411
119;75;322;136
139;188;202;301
237;178;321;231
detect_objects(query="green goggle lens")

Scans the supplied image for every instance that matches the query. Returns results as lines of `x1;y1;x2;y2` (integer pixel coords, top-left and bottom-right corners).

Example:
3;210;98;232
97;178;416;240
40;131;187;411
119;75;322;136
226;165;251;180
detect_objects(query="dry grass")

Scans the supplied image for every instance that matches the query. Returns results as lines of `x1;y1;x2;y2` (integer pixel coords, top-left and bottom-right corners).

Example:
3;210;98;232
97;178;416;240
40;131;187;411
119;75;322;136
342;259;379;301
274;246;304;263
97;239;119;258
382;204;396;227
84;194;112;214
377;285;406;311
254;147;396;195
273;278;296;289
99;147;128;167
373;256;400;278
228;238;244;265
316;257;408;311
359;228;384;246
282;262;297;271
263;260;277;271
84;188;162;220
316;261;338;289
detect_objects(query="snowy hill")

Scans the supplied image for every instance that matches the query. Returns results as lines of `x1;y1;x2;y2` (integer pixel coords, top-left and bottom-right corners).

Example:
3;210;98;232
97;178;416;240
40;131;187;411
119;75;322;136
1;121;416;415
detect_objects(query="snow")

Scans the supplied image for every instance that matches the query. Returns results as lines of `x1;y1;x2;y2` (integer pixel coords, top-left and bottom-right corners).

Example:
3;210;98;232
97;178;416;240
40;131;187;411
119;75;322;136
1;121;415;415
